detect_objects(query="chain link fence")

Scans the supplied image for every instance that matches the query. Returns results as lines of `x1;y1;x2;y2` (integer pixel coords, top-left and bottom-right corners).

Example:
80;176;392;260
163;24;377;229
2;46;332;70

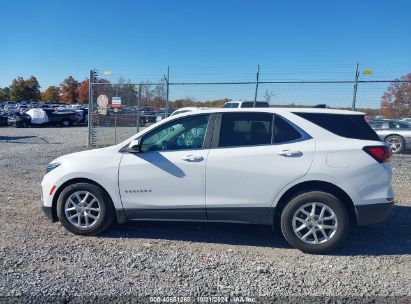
88;77;411;204
89;82;167;146
89;79;411;146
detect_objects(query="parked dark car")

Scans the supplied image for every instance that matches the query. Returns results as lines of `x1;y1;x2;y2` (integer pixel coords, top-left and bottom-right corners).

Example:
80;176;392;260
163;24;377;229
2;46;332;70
20;108;77;127
7;110;31;128
42;109;77;127
0;113;9;126
74;107;88;124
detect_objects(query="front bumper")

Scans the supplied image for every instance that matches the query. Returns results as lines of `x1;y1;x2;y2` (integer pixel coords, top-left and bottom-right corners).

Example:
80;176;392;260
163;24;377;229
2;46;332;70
42;206;56;222
355;201;394;225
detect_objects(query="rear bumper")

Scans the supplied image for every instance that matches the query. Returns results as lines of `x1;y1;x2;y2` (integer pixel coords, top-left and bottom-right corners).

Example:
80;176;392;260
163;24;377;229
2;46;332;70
355;201;394;225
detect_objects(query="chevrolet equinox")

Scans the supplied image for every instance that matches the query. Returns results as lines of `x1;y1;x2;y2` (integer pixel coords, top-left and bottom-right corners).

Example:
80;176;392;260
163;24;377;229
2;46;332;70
42;108;394;253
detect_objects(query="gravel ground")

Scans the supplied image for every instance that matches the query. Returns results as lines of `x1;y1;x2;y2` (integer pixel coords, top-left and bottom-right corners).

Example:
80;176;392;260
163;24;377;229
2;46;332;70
0;127;410;302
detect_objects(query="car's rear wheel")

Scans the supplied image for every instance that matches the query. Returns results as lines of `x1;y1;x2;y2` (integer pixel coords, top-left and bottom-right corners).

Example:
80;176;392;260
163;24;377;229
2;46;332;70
280;191;349;254
385;135;405;154
57;182;115;235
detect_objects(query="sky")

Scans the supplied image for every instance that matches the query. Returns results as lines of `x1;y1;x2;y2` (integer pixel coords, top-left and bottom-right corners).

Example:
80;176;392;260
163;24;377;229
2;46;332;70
1;0;410;106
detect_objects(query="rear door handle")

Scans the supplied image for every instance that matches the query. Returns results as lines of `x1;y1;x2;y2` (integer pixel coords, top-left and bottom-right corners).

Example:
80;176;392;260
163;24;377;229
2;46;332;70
277;150;303;157
182;155;204;162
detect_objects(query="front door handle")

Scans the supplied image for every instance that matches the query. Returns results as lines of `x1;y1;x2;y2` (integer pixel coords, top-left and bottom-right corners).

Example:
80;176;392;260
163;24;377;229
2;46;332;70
277;150;303;157
182;155;204;162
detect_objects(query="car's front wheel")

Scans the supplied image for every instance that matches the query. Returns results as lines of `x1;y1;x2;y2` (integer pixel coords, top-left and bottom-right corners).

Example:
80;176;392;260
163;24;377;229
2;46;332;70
280;191;349;254
57;182;115;235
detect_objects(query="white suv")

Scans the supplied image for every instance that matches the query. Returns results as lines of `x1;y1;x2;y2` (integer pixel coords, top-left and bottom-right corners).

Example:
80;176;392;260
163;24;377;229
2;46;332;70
42;108;394;253
222;101;269;108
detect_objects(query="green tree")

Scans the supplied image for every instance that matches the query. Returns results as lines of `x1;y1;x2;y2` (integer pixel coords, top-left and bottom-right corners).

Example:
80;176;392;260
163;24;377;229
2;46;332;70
2;87;10;100
41;86;60;102
60;76;79;104
9;77;26;100
9;76;41;101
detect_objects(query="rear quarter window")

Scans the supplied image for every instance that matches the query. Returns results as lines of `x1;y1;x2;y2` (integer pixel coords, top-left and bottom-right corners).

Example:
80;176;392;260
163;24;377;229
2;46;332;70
293;112;380;141
274;115;303;143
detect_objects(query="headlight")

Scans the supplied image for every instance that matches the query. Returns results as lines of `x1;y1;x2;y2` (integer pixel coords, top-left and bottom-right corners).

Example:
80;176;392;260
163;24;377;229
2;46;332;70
47;162;61;173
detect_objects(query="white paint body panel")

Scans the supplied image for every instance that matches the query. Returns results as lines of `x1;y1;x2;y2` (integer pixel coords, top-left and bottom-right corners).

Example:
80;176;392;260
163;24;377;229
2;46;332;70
205;140;315;208
41;146;123;209
118;150;209;209
41;108;394;221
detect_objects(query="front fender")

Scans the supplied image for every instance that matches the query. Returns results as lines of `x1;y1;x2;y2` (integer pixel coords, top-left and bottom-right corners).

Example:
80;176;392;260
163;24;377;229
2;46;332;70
41;152;124;210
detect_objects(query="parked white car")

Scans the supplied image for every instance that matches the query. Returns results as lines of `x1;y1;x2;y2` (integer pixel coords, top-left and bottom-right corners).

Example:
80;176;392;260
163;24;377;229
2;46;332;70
156;107;209;123
170;107;209;116
222;101;269;108
42;108;394;253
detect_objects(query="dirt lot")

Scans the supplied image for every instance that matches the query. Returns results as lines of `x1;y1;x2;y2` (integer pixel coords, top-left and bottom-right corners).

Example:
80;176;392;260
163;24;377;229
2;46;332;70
0;127;410;302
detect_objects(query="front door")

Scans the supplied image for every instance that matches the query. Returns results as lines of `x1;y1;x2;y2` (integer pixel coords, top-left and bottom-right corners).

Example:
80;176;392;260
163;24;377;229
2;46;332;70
119;114;212;220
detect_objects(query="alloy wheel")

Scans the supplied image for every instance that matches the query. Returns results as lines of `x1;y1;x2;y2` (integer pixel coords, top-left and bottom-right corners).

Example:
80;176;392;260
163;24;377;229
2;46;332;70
64;191;101;228
386;137;402;153
292;202;338;244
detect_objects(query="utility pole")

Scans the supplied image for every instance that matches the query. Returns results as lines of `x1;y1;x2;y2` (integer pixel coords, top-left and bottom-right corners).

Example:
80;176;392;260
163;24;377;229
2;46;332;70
164;66;170;116
253;64;260;108
137;85;142;133
87;69;96;146
352;63;359;110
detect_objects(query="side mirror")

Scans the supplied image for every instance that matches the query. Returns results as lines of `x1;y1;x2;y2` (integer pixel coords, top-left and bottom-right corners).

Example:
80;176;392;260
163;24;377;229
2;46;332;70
127;139;141;152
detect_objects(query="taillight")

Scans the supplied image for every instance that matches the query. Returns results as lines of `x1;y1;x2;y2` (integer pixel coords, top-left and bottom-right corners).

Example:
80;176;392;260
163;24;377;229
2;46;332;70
363;146;392;163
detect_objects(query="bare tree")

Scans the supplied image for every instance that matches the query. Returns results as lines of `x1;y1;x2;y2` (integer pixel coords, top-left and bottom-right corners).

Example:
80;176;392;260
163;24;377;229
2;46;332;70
263;89;274;103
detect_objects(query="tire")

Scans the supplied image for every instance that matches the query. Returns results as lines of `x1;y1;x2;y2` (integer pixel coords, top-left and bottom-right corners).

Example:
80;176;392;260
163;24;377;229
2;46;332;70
61;120;70;127
385;135;405;154
57;182;115;235
15;121;27;128
280;191;349;254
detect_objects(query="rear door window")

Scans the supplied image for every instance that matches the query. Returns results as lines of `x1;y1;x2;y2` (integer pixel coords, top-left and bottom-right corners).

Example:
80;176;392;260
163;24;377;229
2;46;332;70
293;112;380;141
219;113;273;147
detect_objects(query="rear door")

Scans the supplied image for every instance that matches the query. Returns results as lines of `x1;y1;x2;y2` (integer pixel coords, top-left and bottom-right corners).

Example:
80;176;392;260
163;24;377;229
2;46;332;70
205;112;315;224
